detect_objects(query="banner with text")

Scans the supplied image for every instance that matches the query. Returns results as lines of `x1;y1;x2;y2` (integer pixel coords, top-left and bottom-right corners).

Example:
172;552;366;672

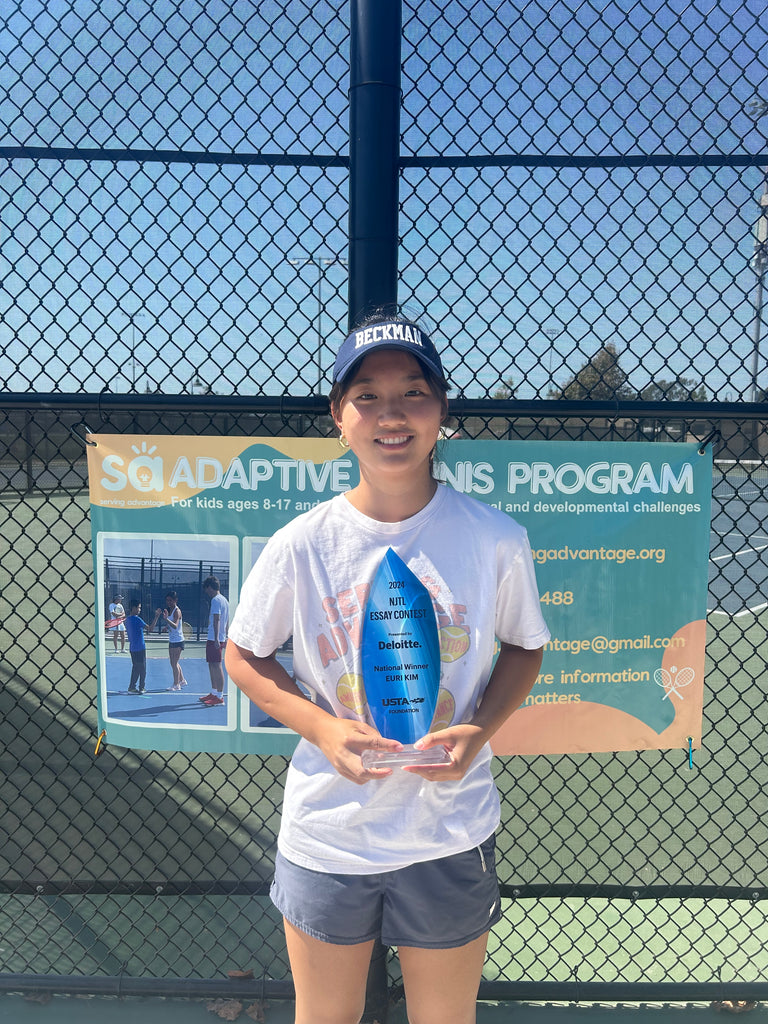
87;435;712;756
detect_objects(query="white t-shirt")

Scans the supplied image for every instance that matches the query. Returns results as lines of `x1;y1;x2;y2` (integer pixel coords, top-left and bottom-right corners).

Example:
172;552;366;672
109;601;125;631
208;593;229;642
229;485;550;874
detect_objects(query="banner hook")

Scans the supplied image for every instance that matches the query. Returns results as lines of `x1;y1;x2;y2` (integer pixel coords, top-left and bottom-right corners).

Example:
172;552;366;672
70;422;97;447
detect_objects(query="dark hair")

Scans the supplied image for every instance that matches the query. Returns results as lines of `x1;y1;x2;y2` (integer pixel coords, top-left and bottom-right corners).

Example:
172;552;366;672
329;311;450;417
165;590;178;601
202;576;220;592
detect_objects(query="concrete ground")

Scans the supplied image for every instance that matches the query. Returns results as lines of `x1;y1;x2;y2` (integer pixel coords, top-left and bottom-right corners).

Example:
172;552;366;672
0;994;764;1024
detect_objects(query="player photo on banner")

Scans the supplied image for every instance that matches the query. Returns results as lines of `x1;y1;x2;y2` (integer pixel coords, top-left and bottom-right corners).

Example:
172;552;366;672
87;435;713;757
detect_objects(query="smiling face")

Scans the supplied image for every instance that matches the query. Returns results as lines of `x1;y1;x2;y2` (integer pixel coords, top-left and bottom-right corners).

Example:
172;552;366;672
332;348;447;493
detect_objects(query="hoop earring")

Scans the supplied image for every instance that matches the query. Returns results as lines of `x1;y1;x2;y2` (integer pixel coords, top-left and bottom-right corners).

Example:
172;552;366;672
338;433;350;449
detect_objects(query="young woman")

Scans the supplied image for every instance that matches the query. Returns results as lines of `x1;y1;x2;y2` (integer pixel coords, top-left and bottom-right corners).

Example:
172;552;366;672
160;590;188;691
226;315;549;1024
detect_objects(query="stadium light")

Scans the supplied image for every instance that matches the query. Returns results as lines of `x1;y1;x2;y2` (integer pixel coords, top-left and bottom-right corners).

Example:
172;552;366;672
287;254;348;393
123;310;147;392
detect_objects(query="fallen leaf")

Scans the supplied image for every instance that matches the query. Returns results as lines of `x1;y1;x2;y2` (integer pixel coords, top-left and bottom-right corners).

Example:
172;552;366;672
206;997;244;1020
711;1001;759;1014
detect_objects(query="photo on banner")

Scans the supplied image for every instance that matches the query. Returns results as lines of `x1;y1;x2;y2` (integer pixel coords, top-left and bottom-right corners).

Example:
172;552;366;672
97;531;238;738
87;434;713;757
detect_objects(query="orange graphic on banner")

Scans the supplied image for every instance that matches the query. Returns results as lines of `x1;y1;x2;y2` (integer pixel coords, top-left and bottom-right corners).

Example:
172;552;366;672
491;619;706;756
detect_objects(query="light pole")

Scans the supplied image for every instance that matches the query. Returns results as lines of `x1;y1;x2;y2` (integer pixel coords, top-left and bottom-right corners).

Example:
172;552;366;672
747;98;768;406
287;255;348;392
745;97;768;457
750;184;768;405
124;311;147;392
543;326;559;377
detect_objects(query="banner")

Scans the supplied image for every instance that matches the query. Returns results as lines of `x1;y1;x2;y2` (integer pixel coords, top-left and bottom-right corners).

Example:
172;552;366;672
87;435;712;756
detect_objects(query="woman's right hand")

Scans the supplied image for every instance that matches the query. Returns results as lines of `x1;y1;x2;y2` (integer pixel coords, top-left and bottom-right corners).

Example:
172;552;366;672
225;643;401;783
316;718;401;784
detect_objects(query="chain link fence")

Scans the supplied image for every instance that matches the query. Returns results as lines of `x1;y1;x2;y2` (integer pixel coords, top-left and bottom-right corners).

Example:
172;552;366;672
2;0;768;1011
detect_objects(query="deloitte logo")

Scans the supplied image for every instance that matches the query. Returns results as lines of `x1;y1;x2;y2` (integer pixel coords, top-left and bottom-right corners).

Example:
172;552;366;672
100;441;163;493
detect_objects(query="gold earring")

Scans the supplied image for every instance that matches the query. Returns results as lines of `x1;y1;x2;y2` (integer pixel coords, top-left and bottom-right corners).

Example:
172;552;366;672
338;433;350;449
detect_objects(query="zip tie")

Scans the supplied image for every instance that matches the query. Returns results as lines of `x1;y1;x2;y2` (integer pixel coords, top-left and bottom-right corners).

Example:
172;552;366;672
698;428;721;455
687;736;694;770
94;729;107;757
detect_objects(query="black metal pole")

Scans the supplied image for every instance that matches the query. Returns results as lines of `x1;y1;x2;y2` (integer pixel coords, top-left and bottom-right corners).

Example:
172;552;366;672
348;10;401;1015
347;0;402;328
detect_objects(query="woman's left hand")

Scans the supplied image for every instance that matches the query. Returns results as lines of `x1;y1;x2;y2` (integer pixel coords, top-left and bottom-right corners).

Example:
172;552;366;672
402;644;545;782
402;724;486;781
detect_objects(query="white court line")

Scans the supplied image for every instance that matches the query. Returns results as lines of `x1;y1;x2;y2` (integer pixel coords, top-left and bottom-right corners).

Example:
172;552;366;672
708;602;768;618
735;602;768;618
712;543;768;563
712;530;768;540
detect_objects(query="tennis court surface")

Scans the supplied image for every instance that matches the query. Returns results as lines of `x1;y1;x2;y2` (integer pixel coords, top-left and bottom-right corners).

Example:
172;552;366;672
1;993;763;1024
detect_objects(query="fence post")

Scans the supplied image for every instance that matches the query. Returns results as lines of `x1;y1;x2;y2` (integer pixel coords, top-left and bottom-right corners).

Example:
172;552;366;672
347;11;399;1020
347;0;402;327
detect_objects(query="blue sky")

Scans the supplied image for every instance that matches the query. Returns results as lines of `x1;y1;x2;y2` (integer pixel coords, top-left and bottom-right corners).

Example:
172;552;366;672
0;0;766;399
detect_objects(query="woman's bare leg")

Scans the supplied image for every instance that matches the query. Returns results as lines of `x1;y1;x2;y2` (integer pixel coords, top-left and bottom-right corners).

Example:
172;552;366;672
169;646;184;687
398;931;488;1024
284;918;374;1024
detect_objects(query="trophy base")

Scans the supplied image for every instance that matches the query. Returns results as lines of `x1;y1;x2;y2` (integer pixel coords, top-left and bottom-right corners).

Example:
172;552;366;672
361;744;452;770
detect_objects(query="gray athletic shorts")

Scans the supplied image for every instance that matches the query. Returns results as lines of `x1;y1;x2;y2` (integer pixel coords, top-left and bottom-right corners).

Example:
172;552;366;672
270;834;501;949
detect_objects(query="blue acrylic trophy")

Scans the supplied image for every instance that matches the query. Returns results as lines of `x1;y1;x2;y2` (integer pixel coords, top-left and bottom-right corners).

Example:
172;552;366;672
360;548;451;769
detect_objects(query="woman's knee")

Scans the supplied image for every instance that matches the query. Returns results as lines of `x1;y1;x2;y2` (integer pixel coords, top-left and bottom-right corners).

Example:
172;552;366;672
294;993;366;1024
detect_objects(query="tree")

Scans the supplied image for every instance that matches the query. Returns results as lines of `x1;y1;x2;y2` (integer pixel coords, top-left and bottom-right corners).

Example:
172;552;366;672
492;376;516;399
636;376;708;441
639;378;708;401
548;343;631;400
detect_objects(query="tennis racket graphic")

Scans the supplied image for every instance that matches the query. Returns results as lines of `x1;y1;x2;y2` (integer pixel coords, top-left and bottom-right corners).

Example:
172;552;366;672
654;665;695;700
